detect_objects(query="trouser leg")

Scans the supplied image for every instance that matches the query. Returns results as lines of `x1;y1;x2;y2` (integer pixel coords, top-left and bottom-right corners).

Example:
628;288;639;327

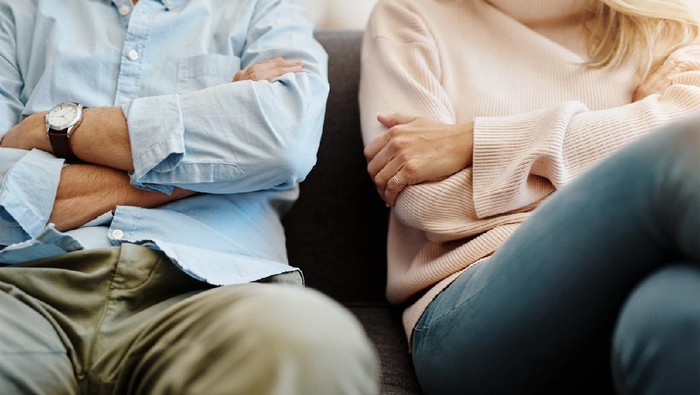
1;243;380;395
0;245;203;395
412;122;700;394
0;284;78;395
613;265;700;395
0;247;125;395
117;284;380;395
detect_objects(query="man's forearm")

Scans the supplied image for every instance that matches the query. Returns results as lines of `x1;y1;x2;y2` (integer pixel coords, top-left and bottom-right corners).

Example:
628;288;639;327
71;107;134;171
50;163;194;231
0;107;135;171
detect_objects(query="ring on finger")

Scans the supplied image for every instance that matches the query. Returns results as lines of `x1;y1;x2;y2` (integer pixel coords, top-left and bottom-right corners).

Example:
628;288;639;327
390;174;404;188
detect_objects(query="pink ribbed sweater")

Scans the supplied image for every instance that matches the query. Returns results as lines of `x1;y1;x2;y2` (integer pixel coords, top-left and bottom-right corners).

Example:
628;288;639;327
359;0;700;343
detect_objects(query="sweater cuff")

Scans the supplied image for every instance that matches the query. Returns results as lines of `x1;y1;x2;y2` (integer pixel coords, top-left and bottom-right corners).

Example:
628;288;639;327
472;101;587;218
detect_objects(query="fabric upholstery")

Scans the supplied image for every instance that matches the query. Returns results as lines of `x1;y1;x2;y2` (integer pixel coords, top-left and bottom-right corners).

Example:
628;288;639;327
283;30;422;394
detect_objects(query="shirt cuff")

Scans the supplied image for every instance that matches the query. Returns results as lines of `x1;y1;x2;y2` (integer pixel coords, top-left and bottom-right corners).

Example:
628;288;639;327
122;94;186;194
0;149;64;239
0;224;83;264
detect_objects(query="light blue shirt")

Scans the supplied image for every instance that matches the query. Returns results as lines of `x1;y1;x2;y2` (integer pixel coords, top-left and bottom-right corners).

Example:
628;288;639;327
0;0;328;285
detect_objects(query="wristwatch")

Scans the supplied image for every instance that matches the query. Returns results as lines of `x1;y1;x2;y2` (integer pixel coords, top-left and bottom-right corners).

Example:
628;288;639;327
45;102;85;161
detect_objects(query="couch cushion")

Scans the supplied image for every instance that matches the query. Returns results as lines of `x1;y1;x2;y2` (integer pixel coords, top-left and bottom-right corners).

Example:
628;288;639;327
282;30;422;394
283;30;390;304
351;306;423;394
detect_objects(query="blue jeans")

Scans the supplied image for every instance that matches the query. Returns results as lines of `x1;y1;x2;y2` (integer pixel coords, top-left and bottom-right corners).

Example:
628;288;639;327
412;121;700;395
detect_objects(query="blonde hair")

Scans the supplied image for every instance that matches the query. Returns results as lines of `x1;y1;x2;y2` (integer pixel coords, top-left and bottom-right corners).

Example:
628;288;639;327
584;0;699;76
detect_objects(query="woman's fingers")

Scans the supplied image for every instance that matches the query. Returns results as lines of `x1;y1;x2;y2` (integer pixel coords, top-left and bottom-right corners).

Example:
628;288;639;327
364;132;390;162
377;113;416;128
373;155;404;195
366;113;418;161
369;136;416;206
384;170;407;207
366;114;475;206
366;135;397;178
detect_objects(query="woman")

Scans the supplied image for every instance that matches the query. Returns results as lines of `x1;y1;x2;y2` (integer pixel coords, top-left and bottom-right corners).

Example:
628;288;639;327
359;0;700;393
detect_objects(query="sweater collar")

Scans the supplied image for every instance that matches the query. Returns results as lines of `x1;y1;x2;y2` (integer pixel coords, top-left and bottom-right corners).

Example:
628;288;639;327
485;0;589;26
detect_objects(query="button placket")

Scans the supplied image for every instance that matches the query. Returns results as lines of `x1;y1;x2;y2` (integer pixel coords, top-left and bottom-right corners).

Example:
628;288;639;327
114;5;151;106
119;4;131;16
127;49;139;61
111;229;124;240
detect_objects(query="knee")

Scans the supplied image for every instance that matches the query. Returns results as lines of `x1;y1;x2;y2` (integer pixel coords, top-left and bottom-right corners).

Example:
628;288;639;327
612;266;700;393
654;117;700;173
233;285;376;360
212;285;380;394
614;266;700;345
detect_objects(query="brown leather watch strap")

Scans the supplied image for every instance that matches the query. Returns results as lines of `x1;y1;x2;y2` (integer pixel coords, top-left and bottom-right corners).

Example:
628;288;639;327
48;129;78;162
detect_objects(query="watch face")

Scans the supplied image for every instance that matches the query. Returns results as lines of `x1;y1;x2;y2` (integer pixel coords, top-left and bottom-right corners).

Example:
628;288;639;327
47;103;80;130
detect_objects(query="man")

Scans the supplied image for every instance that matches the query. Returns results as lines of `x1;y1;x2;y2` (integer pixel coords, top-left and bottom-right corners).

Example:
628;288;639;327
0;0;379;394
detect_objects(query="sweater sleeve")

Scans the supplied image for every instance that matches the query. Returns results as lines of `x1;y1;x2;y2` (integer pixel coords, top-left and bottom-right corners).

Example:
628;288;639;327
362;1;700;233
359;0;455;147
472;46;700;218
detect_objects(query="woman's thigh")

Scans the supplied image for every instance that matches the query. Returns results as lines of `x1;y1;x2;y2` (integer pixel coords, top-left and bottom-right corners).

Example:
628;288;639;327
412;122;700;394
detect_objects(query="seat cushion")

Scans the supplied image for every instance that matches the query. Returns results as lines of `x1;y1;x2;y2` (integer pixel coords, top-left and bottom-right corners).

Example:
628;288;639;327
350;306;423;394
284;31;390;304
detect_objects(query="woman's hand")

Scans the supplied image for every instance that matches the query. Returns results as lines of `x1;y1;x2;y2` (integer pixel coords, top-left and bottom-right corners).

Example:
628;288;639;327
233;57;303;82
364;113;474;207
632;53;693;101
633;65;673;102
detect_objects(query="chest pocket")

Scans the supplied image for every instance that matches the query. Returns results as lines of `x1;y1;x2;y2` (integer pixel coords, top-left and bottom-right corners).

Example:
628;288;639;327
177;54;241;92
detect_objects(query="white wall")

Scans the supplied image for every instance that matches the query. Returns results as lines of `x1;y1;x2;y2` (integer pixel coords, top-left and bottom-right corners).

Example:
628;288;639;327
301;0;377;29
301;1;700;31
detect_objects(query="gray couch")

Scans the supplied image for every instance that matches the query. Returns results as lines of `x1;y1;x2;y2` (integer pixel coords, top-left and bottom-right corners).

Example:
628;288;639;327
282;30;423;394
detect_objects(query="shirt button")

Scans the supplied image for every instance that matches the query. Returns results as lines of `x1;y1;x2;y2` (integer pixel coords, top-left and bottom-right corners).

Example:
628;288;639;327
164;0;174;8
111;229;124;240
119;5;131;16
127;49;139;61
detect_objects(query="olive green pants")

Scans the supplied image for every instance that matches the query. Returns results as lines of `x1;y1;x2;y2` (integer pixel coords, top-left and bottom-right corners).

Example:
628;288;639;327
0;244;379;395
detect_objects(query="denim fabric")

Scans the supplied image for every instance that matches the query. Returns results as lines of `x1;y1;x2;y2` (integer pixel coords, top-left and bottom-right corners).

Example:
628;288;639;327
412;122;700;395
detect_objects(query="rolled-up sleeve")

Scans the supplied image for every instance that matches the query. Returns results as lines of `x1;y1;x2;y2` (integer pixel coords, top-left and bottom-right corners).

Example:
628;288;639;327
0;3;62;248
123;0;329;195
0;149;64;245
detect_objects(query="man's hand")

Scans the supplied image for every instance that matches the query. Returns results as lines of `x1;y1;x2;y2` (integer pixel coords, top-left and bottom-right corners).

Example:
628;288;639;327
364;113;474;207
234;57;303;82
0;112;52;152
